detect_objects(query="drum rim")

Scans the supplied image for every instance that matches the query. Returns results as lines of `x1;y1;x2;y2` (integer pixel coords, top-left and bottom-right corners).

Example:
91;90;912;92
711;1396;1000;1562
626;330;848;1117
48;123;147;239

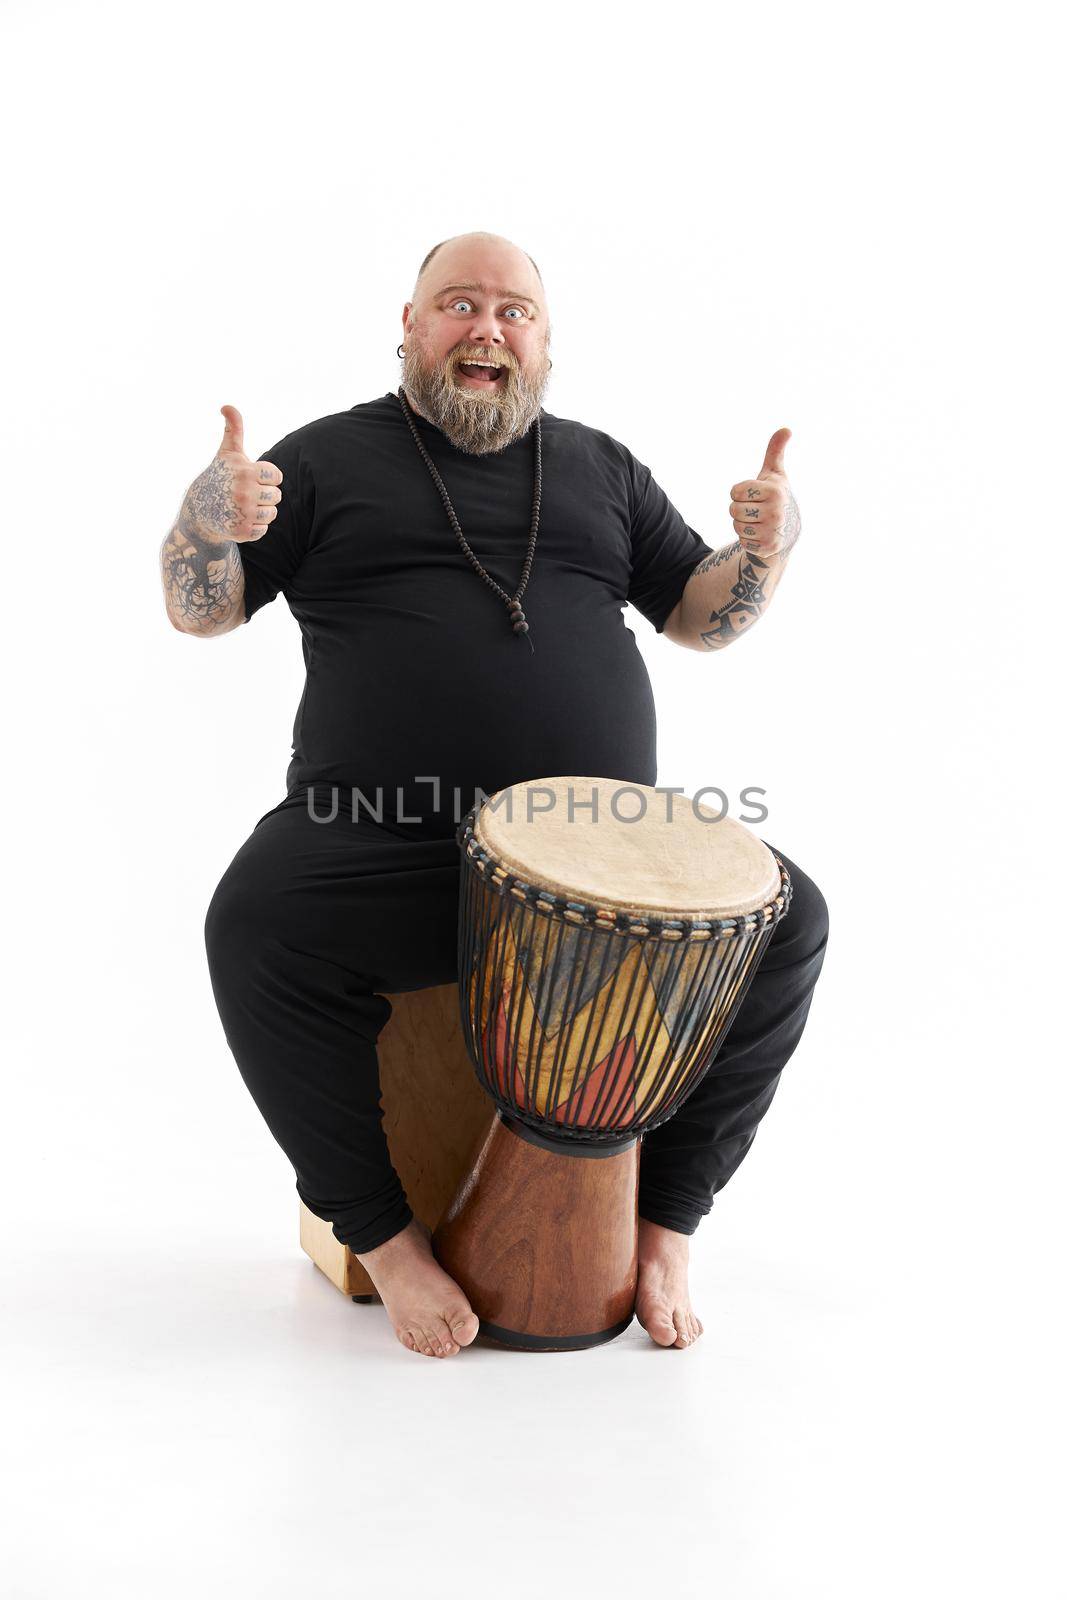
465;777;783;920
456;809;792;941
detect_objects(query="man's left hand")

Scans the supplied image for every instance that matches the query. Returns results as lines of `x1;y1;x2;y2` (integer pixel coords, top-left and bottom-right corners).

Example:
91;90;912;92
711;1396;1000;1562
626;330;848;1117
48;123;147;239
729;429;801;559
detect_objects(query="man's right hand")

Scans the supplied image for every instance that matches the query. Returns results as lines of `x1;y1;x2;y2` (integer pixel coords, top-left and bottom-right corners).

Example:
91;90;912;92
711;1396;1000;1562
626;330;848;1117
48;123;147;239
183;405;285;544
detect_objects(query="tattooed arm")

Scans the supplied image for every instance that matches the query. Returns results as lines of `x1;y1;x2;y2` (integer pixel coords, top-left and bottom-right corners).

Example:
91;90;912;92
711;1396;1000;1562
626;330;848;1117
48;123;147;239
160;406;283;636
662;535;795;650
160;494;247;636
662;429;800;651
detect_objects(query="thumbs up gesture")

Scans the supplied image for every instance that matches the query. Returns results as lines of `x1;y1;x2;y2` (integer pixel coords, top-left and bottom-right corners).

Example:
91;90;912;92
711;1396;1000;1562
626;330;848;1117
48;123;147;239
183;406;285;544
728;428;801;560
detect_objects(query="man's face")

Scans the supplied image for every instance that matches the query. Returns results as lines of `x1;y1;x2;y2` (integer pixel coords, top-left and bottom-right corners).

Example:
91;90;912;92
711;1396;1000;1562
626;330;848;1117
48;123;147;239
399;240;551;455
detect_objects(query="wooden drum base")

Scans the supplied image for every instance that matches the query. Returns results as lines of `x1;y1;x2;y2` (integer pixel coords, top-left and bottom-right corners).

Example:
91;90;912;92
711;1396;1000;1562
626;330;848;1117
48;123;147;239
432;1114;640;1351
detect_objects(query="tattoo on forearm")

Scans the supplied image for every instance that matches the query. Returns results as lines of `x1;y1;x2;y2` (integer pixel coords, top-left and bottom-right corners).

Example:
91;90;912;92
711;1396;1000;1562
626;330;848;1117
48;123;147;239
162;505;242;630
690;540;742;576
698;551;770;650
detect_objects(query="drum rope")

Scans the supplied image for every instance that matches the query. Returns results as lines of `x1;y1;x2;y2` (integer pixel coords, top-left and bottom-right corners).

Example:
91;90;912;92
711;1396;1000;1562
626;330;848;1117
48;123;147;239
455;808;793;1147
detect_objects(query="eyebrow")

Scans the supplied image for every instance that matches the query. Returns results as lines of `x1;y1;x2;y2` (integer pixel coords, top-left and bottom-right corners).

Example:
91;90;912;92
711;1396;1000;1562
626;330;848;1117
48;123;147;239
433;280;541;314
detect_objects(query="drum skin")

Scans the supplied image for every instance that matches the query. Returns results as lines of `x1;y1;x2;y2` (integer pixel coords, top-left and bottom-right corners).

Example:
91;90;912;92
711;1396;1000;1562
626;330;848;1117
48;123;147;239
476;775;782;917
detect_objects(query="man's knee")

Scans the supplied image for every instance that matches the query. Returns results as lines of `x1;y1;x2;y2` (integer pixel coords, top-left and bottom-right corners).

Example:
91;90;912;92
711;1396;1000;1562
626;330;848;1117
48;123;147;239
793;867;829;952
204;858;283;982
772;854;829;966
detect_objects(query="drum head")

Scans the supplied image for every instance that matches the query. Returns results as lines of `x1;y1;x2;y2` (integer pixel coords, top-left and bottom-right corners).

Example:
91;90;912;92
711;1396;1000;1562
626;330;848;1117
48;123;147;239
473;777;780;918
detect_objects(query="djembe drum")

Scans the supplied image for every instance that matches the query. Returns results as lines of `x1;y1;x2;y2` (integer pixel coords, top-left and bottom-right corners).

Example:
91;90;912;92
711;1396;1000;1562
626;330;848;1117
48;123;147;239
432;776;792;1351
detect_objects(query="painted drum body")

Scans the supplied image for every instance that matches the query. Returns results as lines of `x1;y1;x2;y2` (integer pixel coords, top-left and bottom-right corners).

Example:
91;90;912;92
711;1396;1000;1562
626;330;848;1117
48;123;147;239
434;776;792;1350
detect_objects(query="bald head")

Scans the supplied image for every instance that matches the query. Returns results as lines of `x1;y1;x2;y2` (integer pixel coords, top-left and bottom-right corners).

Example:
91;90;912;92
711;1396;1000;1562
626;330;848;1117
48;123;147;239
413;230;544;302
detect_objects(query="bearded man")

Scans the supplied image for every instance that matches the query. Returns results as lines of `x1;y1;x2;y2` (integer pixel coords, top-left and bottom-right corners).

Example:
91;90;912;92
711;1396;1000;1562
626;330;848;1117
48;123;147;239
161;230;829;1359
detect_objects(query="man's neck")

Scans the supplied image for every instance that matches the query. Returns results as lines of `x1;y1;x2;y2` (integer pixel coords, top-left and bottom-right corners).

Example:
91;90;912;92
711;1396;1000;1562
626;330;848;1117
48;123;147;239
400;389;426;422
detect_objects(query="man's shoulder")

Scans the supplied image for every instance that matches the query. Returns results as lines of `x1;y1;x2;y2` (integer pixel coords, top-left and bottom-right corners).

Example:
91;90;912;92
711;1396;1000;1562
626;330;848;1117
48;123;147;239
259;394;401;458
541;407;640;474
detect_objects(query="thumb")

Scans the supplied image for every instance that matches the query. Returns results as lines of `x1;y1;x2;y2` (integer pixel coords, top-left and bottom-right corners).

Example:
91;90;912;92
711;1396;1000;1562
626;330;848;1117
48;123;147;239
758;427;792;479
218;404;246;458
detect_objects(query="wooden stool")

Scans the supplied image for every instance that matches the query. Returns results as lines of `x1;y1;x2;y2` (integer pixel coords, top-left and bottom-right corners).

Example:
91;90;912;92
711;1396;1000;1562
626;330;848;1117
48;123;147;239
299;981;494;1300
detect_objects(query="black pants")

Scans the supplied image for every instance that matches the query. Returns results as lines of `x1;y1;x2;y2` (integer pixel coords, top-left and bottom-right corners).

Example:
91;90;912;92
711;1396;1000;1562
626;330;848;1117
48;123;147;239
204;789;829;1254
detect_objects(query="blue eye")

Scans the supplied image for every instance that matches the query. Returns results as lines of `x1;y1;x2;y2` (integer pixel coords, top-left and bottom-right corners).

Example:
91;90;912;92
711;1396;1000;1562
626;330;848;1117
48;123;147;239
448;299;526;320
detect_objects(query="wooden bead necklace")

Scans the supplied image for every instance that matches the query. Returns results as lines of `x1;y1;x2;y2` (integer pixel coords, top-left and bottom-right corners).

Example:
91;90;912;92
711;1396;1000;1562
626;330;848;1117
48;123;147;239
396;385;540;653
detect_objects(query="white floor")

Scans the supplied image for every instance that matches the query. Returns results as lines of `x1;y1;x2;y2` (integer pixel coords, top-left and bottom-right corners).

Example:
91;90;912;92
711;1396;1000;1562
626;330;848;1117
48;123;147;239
5;1050;1059;1599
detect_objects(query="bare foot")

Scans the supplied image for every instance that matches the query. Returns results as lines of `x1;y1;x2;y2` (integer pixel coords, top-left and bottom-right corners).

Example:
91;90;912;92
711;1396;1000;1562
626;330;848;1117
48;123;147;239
354;1218;480;1359
634;1217;704;1349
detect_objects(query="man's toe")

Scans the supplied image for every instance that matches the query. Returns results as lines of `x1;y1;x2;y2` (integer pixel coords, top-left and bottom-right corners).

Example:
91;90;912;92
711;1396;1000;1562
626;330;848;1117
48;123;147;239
426;1316;456;1356
449;1310;479;1346
640;1298;677;1346
398;1323;426;1354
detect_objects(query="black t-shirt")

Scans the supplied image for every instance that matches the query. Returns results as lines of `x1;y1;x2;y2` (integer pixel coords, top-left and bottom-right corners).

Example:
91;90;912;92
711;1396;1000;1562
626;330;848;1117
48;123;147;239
241;391;714;833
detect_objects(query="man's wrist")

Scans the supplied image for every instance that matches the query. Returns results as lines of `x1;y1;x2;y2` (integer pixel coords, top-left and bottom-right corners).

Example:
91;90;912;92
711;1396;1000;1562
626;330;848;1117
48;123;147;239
177;497;233;549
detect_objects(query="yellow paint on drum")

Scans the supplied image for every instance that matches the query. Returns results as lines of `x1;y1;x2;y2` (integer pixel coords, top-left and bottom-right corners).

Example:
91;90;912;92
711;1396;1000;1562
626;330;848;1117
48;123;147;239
468;912;735;1128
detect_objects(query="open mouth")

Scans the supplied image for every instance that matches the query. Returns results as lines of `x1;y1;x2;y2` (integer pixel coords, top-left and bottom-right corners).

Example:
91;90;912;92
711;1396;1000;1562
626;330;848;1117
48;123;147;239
455;360;508;387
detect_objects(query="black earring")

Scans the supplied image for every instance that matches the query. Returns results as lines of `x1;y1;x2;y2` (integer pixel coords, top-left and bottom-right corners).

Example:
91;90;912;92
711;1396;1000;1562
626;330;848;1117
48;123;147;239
397;343;406;358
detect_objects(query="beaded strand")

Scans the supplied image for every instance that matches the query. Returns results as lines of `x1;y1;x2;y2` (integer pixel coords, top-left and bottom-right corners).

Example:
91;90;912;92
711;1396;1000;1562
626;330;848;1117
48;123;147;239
396;385;541;652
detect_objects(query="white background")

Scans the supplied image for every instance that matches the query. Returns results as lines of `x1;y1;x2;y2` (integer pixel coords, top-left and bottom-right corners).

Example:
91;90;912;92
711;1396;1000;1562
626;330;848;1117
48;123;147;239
2;1;1063;1595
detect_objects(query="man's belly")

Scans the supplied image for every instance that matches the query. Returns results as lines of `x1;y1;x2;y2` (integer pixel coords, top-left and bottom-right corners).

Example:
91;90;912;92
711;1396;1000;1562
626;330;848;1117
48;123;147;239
285;608;660;833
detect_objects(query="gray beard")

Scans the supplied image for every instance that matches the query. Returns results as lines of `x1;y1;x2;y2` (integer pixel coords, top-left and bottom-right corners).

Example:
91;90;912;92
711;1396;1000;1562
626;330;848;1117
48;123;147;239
399;339;551;456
